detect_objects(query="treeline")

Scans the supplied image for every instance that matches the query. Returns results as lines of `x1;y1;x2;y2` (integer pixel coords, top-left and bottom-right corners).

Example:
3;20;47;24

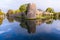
0;3;60;17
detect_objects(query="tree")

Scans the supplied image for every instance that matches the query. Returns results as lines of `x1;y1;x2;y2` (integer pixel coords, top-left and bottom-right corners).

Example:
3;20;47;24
46;7;54;13
6;10;14;16
19;4;28;12
15;9;21;14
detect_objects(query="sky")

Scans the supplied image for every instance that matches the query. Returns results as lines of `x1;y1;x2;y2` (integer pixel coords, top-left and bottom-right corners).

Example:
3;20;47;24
0;0;60;13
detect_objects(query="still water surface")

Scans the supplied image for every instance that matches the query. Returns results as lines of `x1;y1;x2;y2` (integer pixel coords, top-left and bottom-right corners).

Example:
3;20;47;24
0;17;60;40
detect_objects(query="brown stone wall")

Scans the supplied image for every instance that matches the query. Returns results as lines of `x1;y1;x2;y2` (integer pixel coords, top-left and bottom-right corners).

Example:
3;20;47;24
27;3;36;19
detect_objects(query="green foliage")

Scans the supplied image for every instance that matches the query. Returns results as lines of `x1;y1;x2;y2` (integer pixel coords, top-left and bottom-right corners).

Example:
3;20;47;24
15;9;21;14
19;4;28;12
46;7;54;13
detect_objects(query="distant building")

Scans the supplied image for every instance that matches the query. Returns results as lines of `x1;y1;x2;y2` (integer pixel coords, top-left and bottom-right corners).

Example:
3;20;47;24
43;12;53;16
43;12;50;16
36;10;43;18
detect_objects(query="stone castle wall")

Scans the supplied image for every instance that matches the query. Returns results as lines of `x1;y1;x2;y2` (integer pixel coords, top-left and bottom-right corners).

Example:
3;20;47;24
27;3;36;19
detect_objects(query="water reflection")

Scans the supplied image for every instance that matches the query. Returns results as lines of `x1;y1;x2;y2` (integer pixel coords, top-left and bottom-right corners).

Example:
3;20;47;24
7;16;14;22
0;15;60;33
0;15;14;25
0;15;60;40
45;19;53;24
0;18;4;25
19;18;54;33
20;19;36;33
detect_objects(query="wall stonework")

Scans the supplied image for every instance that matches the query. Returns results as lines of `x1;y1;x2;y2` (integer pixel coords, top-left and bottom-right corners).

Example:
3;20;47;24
27;3;36;19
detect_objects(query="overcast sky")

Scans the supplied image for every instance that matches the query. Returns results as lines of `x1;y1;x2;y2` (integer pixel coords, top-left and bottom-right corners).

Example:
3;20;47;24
0;0;60;13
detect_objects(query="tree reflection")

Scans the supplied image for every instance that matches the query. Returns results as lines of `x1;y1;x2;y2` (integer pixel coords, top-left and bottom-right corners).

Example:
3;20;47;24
7;17;14;22
46;20;53;24
0;18;4;25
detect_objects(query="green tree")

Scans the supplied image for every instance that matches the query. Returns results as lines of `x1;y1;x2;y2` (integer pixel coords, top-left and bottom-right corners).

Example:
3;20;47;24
19;4;28;13
46;7;54;13
15;9;21;14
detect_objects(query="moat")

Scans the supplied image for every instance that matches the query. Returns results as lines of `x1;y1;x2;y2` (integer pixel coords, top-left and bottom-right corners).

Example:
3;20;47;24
0;16;60;40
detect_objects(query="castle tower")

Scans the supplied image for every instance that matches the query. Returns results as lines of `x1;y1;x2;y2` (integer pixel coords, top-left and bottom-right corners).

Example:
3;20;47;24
27;3;36;19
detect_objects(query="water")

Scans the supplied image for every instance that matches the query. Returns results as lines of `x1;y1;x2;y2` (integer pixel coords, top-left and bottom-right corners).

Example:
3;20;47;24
0;17;60;40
